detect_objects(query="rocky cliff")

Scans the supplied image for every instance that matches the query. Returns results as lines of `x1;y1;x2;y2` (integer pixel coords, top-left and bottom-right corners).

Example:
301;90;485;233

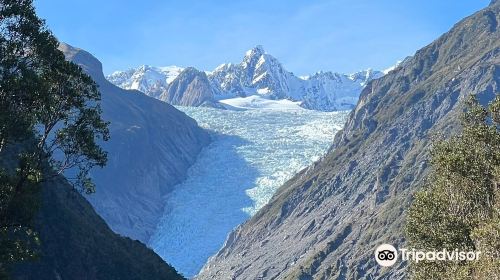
160;67;217;107
197;2;499;279
59;43;211;243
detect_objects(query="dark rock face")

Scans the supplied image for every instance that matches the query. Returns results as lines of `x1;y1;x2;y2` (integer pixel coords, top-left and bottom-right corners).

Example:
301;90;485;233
197;2;499;280
60;43;210;243
160;67;216;107
12;176;184;280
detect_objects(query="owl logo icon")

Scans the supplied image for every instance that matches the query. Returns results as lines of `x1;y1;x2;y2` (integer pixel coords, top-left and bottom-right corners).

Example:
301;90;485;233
375;244;398;267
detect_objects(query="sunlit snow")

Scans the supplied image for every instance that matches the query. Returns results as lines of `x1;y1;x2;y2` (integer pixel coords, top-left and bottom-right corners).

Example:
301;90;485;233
148;106;349;278
220;95;303;110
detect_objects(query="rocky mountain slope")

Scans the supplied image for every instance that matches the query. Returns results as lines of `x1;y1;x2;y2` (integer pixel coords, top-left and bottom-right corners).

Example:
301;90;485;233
197;2;499;279
107;46;383;111
160;67;218;107
59;43;210;244
12;173;184;280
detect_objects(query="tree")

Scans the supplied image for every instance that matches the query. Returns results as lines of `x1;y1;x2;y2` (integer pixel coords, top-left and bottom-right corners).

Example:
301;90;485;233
406;95;500;279
0;0;109;277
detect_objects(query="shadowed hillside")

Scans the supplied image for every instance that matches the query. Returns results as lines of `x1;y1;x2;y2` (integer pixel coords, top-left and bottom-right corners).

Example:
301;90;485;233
60;43;210;243
11;173;185;280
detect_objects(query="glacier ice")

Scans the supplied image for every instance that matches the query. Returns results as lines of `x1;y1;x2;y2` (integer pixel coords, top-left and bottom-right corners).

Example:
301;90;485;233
148;106;349;278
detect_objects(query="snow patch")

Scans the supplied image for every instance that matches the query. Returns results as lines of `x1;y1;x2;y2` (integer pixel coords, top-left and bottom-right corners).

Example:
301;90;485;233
219;95;303;110
383;60;403;74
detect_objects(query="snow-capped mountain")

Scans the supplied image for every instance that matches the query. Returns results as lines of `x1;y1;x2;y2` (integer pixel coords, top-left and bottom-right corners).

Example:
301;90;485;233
209;45;301;99
106;46;384;111
298;69;383;110
208;45;384;110
107;65;183;98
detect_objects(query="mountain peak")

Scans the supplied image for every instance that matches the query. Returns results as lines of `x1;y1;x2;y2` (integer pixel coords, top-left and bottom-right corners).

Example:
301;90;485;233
181;66;207;77
245;45;266;57
138;65;153;71
58;42;105;82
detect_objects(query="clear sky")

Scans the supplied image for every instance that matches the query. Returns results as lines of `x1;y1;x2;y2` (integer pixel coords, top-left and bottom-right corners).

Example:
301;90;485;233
35;0;490;76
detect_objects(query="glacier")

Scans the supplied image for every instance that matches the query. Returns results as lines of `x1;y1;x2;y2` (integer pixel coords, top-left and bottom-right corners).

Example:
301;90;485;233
148;106;349;278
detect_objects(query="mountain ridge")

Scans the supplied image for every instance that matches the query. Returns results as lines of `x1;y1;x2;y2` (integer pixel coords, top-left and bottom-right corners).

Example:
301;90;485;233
60;43;211;244
107;46;384;111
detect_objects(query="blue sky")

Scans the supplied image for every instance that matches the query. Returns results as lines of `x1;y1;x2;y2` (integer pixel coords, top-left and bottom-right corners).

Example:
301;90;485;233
35;0;490;76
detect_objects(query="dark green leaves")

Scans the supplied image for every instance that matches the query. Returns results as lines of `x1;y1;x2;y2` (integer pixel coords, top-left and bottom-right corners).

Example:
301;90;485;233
406;95;500;279
0;0;109;276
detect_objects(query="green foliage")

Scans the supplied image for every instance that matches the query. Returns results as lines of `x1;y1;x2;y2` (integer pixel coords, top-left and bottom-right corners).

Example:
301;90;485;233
0;0;109;276
10;177;185;280
406;95;500;279
0;0;109;192
0;160;41;279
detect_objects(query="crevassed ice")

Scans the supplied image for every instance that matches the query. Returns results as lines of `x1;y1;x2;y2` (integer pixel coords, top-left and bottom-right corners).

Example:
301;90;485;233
148;106;349;278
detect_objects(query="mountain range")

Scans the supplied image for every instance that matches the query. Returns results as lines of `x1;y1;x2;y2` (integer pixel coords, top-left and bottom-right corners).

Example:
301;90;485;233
107;46;385;111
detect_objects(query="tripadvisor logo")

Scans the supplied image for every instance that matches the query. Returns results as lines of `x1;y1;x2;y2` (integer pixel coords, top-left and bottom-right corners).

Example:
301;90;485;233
374;244;481;267
375;244;398;267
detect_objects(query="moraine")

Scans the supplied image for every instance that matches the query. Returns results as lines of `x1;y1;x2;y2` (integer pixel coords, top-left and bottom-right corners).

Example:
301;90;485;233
148;103;349;278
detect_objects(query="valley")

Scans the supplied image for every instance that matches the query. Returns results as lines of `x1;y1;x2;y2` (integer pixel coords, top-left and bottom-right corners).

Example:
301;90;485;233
4;1;497;280
148;105;349;277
